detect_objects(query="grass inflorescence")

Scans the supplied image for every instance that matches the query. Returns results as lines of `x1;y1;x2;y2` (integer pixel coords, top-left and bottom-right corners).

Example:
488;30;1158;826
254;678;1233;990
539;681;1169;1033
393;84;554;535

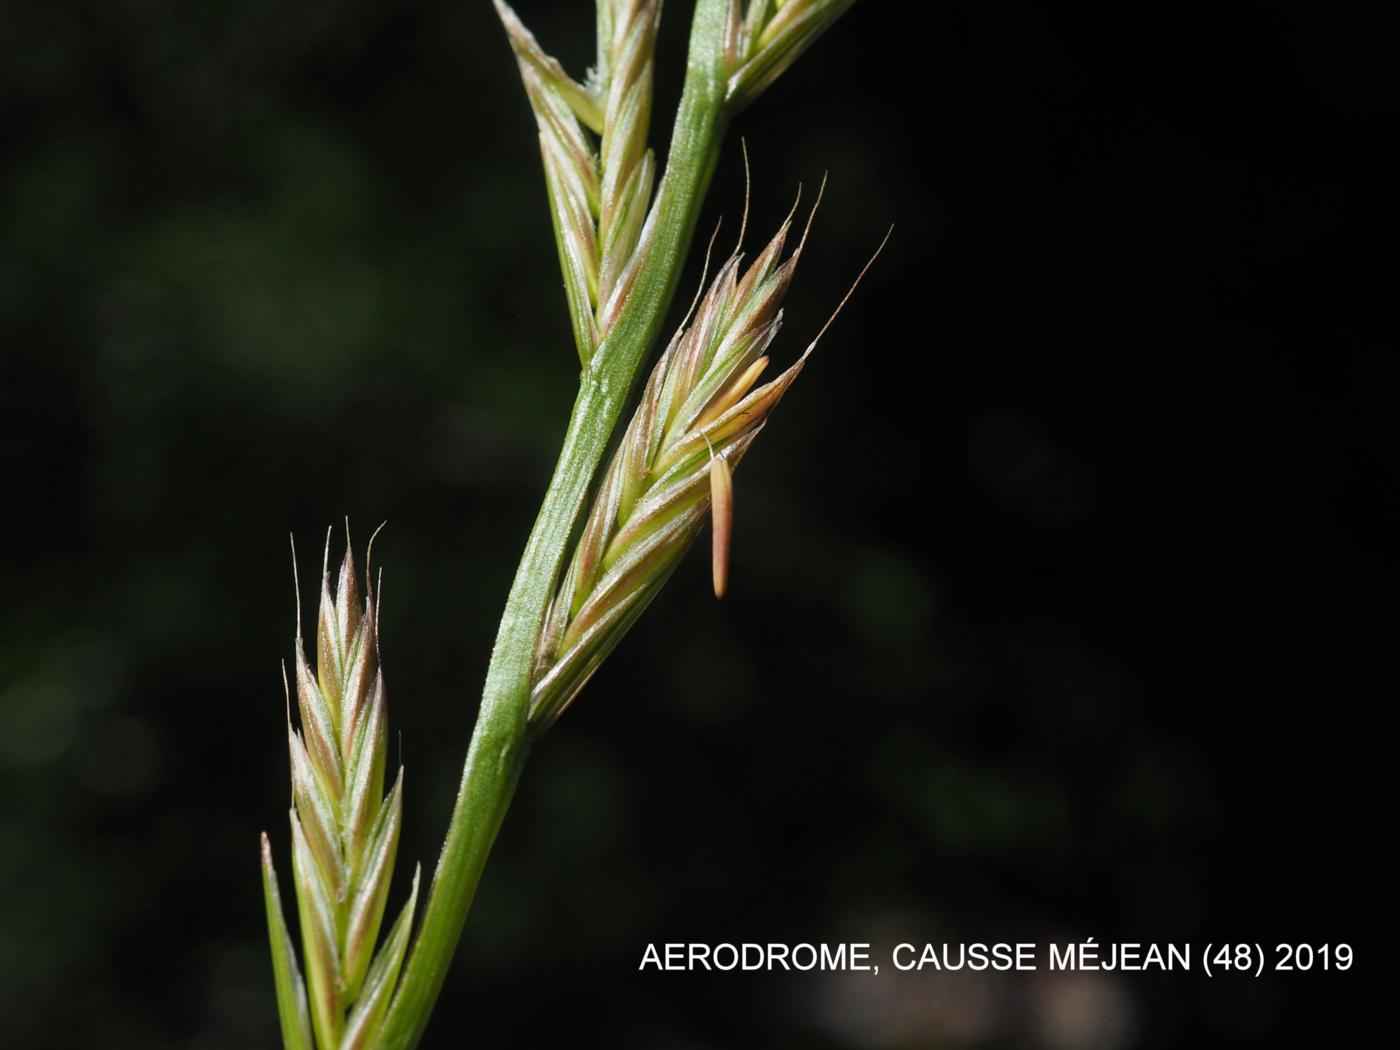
494;0;662;363
263;4;869;1047
529;200;817;733
262;537;419;1050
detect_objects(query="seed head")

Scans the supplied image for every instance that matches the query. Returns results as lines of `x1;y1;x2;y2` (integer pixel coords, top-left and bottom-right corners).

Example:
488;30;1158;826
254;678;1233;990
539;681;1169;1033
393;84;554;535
496;0;662;364
724;0;859;112
528;193;824;735
261;532;419;1050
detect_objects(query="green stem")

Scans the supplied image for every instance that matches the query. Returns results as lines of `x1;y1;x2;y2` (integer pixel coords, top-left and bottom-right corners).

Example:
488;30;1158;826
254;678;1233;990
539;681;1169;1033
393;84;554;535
375;4;732;1047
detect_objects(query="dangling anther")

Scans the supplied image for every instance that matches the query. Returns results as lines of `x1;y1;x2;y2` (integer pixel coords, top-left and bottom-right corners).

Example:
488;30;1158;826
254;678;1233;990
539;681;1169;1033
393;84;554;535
703;433;733;599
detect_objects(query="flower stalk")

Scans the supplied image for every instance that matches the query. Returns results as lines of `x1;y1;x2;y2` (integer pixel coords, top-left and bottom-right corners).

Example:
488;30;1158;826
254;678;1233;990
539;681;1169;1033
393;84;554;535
375;5;738;1045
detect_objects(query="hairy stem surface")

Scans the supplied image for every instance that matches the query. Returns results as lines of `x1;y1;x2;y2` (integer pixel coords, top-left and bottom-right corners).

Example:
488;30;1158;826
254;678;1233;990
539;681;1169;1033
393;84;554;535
375;3;732;1046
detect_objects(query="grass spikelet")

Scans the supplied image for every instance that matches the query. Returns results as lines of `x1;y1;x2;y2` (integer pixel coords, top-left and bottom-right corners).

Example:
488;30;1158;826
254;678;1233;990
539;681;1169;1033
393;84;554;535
496;0;662;364
260;534;418;1050
527;199;825;735
725;0;857;111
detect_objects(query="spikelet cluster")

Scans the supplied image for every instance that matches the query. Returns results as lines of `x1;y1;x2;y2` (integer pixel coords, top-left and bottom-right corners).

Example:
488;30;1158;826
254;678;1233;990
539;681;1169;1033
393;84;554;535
723;0;857;111
261;539;419;1050
527;205;818;735
494;0;662;363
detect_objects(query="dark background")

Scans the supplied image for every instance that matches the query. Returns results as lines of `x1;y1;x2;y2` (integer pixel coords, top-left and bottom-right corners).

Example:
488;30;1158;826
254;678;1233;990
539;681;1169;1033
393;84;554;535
1;2;1393;1047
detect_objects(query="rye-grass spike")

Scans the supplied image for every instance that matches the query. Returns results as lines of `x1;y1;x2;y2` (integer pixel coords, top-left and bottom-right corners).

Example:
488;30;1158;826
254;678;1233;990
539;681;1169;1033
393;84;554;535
259;4;873;1044
526;199;822;736
495;0;662;364
261;534;420;1050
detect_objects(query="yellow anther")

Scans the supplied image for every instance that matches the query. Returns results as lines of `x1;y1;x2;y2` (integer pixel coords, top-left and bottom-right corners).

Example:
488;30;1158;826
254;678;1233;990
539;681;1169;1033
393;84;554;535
697;355;771;430
704;435;733;599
